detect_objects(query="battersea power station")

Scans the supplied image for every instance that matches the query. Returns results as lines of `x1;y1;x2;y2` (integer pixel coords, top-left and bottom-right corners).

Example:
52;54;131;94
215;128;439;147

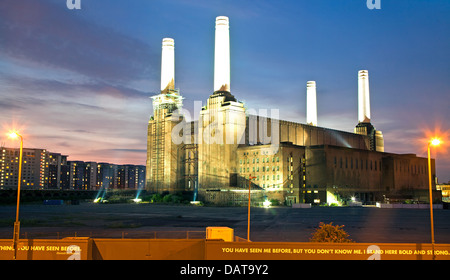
145;16;437;206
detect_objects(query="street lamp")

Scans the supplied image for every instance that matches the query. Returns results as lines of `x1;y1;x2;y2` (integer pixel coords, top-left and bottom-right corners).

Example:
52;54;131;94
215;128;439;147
8;131;23;260
247;174;256;242
427;138;440;260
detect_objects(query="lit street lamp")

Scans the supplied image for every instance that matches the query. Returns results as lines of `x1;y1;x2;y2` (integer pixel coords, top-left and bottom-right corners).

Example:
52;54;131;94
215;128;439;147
8;131;23;260
247;174;256;242
427;138;440;260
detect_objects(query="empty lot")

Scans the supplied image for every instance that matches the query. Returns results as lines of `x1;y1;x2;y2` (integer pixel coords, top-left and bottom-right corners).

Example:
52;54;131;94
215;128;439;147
0;203;449;243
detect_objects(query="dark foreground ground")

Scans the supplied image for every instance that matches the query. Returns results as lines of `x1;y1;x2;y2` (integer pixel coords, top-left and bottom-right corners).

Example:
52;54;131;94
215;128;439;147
0;202;449;243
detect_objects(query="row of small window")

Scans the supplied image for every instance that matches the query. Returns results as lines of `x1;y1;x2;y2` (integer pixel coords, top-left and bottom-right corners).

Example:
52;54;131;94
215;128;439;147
395;162;427;174
240;166;280;173
244;174;281;181
334;157;381;171
243;183;282;189
240;157;280;164
242;151;277;156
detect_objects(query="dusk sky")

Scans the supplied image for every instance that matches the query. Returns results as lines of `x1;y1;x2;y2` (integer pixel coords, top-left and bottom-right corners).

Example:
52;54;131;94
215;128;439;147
1;0;449;182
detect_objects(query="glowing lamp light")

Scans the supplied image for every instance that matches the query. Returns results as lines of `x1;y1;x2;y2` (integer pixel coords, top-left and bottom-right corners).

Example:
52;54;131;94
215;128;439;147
8;131;20;139
431;138;441;146
427;136;443;260
263;200;272;208
7;129;23;260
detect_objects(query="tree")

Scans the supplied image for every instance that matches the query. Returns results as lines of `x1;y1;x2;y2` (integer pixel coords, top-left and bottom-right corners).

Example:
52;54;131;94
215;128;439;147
309;222;353;243
150;193;163;203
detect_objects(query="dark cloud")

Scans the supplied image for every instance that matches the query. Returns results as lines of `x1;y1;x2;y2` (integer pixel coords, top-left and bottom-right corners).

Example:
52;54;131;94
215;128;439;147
0;0;158;83
1;74;151;100
0;100;24;111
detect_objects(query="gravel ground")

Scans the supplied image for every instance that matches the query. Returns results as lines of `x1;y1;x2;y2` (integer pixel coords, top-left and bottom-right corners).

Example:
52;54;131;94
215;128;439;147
0;202;449;243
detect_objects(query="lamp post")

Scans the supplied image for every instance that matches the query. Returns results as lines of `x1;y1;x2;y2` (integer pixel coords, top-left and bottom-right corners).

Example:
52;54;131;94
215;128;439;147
427;138;440;260
247;174;256;242
8;131;23;260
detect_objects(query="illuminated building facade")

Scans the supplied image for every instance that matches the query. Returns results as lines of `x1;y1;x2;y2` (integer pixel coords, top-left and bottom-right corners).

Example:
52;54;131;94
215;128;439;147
68;161;97;190
95;163;145;191
47;153;69;189
0;147;145;191
145;16;436;206
117;164;146;190
0;148;48;190
146;38;184;194
436;184;450;203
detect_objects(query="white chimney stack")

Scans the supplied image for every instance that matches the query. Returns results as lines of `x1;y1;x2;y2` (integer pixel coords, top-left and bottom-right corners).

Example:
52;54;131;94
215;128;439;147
161;38;175;93
358;70;371;123
214;16;231;92
306;81;318;126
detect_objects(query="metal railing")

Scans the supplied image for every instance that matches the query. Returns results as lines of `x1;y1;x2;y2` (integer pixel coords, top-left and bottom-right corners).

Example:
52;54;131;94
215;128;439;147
0;230;207;240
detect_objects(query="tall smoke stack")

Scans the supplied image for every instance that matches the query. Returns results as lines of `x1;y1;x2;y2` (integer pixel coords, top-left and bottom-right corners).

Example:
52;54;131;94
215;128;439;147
161;38;175;93
355;70;384;152
214;16;231;92
306;81;318;126
358;70;371;123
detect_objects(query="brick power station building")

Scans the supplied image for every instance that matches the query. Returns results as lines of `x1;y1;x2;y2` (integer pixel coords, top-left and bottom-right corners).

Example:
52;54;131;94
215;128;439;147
146;16;437;206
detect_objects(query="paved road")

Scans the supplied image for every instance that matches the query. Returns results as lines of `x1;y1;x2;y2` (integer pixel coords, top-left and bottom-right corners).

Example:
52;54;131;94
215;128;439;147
0;203;449;243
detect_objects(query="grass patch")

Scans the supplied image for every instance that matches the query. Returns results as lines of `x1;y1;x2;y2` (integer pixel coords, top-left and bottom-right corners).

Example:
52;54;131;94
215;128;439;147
0;218;45;227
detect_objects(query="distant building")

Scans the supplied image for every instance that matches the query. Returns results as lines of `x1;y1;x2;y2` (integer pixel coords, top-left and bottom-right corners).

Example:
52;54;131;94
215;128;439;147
437;184;450;203
96;163;118;190
47;153;69;189
145;16;437;206
67;161;97;190
1;147;145;191
117;164;146;190
0;147;48;190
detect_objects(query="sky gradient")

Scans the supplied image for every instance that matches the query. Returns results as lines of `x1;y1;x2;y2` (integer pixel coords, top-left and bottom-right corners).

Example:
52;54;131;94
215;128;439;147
1;0;449;182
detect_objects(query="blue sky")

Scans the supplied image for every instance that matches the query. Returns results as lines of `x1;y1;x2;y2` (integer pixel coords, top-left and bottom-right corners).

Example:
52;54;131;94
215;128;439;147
1;0;449;182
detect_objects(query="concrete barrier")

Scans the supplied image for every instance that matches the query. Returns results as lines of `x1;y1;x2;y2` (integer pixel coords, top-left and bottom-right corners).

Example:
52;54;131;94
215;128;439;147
0;237;91;260
1;237;449;260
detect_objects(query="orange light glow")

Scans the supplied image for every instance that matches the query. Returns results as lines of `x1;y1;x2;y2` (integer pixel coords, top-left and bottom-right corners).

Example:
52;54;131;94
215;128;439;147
419;125;449;155
431;138;441;146
8;131;20;139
